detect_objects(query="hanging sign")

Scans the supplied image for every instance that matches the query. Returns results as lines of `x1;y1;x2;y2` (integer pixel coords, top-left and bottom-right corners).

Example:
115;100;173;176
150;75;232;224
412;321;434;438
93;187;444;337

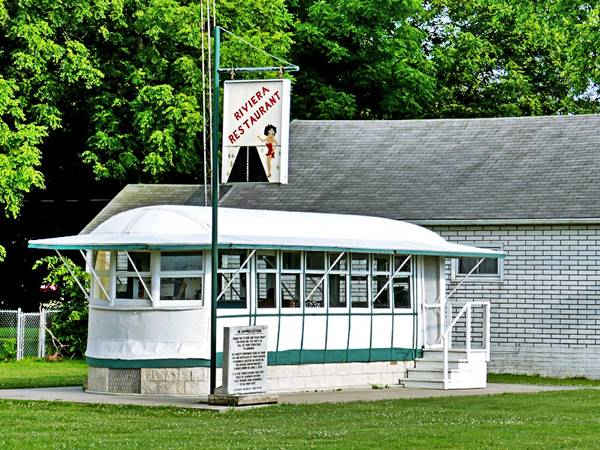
221;79;291;184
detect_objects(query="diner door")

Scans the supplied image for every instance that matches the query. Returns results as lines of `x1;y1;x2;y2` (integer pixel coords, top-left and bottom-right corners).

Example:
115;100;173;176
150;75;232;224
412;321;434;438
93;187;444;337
422;256;443;348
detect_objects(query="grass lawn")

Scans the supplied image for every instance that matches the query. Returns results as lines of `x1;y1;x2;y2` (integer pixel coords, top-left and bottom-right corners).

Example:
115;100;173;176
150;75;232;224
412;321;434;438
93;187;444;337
0;359;87;389
0;389;599;448
489;373;600;387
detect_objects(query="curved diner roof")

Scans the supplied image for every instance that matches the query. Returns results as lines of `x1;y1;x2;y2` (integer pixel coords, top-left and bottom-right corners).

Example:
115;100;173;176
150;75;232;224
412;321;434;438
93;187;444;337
29;205;503;258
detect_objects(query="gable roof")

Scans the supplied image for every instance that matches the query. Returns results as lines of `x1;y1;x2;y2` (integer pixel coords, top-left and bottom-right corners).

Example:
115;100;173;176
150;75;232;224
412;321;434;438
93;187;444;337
221;116;600;222
81;115;600;233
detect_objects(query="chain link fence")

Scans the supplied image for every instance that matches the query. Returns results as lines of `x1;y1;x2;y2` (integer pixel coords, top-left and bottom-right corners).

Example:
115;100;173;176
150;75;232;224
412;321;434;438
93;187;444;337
0;309;56;359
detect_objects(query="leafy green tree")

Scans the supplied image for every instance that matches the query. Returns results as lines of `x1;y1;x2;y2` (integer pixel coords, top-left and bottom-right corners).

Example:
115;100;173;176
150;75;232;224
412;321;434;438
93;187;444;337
422;0;600;117
81;0;293;181
0;0;105;260
289;0;435;119
0;0;293;261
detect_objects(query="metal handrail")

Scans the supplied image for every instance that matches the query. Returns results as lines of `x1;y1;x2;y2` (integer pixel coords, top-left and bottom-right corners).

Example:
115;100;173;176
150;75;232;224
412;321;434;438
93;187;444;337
441;300;490;389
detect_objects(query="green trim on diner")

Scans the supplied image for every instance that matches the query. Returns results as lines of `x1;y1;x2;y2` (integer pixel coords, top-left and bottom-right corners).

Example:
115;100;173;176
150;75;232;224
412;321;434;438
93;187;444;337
29;242;505;259
217;312;416;319
86;347;422;369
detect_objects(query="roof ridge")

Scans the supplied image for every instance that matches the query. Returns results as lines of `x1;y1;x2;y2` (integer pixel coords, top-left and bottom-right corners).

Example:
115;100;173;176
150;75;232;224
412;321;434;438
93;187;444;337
292;114;600;125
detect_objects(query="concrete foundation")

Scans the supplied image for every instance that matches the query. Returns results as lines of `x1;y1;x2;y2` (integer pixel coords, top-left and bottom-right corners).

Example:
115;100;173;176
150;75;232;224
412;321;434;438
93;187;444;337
87;361;411;395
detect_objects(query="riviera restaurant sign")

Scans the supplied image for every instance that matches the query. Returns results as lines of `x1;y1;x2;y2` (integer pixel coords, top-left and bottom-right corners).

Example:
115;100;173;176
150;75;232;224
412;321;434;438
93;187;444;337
221;79;291;184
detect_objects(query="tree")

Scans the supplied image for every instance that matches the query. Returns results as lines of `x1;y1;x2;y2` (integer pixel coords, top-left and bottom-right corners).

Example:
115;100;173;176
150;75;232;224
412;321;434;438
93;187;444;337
289;0;435;119
421;0;600;117
80;0;293;181
0;0;105;260
0;0;293;261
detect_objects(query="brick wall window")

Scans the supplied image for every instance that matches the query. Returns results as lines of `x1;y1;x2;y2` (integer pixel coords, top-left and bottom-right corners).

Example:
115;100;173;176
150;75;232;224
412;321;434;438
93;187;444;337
451;247;503;282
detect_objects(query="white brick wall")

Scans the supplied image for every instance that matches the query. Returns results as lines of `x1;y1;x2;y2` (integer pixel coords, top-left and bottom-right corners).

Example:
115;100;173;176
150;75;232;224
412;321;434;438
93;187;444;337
429;224;600;378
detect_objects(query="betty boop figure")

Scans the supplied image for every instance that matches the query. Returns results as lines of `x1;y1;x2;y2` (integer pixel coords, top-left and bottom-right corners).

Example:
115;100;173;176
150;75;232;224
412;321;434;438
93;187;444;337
257;124;278;178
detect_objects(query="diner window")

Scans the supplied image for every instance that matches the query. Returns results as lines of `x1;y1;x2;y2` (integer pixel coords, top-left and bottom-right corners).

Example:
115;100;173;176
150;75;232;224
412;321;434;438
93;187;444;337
305;252;325;308
371;254;391;309
393;255;411;309
393;277;411;309
116;252;151;301
159;252;203;303
217;250;248;308
93;251;111;301
256;251;276;308
281;251;301;308
350;253;369;308
328;253;347;308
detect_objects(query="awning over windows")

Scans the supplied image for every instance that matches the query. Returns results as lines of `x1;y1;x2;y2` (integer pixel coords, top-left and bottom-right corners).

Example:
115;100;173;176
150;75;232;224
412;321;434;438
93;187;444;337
29;206;504;259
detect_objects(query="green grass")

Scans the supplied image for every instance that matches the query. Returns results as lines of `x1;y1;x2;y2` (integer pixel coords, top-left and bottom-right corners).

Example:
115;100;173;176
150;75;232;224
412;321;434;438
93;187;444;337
489;372;600;387
0;390;599;448
0;359;87;389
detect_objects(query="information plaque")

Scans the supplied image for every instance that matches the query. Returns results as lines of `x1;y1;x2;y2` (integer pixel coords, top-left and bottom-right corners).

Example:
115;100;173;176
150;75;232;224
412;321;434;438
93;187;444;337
223;325;268;395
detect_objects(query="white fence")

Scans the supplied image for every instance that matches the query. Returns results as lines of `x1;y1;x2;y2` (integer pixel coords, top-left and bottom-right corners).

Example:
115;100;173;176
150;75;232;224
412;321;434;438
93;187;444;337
0;309;56;359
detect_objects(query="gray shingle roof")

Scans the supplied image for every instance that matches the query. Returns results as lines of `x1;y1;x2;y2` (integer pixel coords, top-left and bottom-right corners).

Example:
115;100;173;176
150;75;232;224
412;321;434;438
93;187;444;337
222;116;600;221
82;185;212;233
82;115;600;232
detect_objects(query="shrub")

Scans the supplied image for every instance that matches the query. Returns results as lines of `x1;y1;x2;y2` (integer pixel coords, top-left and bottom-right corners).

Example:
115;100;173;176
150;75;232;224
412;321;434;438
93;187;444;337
0;339;16;360
33;256;89;358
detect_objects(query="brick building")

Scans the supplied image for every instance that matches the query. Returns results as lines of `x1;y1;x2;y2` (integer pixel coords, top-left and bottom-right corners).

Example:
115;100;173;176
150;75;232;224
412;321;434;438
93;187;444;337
82;115;600;378
221;116;600;378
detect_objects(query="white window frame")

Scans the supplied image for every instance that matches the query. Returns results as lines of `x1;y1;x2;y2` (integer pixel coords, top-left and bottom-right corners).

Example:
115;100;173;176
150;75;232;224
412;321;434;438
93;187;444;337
350;252;370;309
90;250;113;304
304;251;327;310
217;249;250;310
451;245;504;282
371;254;392;311
392;255;413;310
255;250;278;310
158;251;205;307
327;252;349;310
113;251;153;306
280;250;302;311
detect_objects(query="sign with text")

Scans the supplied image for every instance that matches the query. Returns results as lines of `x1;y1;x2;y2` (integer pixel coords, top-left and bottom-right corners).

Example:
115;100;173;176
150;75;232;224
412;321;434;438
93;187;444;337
222;325;268;395
221;79;290;184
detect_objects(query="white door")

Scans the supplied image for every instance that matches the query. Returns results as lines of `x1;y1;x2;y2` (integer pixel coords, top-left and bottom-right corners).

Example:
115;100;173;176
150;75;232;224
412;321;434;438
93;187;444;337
422;256;443;348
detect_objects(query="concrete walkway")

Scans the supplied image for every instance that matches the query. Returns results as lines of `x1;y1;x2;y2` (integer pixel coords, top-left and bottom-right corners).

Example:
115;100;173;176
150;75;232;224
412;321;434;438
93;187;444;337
0;383;584;411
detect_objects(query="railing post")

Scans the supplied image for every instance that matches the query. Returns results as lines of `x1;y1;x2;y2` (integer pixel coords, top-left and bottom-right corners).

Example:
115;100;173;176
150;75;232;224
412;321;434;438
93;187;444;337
466;304;472;359
443;335;448;389
446;303;453;349
486;302;491;362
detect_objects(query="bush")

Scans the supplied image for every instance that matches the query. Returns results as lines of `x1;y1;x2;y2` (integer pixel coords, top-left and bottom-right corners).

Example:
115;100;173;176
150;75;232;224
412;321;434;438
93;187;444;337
0;339;16;360
33;256;89;358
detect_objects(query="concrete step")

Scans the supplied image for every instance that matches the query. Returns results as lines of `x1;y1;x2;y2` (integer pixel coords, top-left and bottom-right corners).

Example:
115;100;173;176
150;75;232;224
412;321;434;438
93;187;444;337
414;360;467;371
404;379;445;389
407;368;459;382
420;350;469;362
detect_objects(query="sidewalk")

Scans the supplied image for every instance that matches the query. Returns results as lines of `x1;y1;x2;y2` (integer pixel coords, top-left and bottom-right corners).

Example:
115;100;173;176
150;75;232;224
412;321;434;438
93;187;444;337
0;383;584;411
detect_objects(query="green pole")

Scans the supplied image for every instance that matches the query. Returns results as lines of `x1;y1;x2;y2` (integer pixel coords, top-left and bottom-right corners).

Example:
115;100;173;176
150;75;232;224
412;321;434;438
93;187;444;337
210;25;221;396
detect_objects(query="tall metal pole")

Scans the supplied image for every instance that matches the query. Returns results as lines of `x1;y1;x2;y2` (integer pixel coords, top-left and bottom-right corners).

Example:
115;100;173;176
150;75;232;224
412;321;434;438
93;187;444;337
209;25;221;395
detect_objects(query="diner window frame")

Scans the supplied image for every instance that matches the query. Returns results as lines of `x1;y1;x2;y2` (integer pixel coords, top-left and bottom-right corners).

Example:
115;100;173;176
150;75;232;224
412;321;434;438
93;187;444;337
392;255;413;310
158;251;205;306
280;250;302;310
304;251;327;309
217;249;251;309
255;250;278;310
114;251;153;305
